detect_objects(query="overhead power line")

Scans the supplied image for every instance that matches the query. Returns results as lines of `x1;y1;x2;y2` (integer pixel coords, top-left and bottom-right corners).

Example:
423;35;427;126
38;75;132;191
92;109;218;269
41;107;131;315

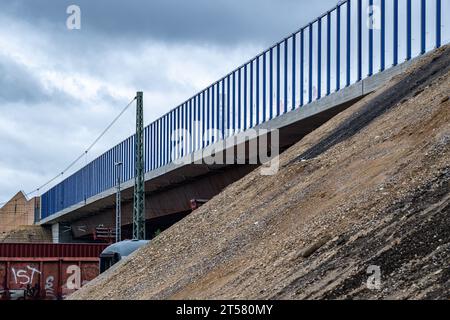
0;96;137;207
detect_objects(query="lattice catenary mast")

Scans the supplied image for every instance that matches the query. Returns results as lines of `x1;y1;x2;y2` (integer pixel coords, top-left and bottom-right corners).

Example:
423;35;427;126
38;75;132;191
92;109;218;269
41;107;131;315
133;92;145;240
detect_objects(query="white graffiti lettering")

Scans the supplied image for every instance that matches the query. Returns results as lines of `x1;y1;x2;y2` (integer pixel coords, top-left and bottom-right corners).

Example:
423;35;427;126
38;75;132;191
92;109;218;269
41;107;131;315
66;265;81;290
45;276;56;299
11;266;41;285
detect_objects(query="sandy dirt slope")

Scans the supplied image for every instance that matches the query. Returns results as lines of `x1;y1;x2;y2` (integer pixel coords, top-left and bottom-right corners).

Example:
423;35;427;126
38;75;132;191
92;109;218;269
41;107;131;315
71;45;450;300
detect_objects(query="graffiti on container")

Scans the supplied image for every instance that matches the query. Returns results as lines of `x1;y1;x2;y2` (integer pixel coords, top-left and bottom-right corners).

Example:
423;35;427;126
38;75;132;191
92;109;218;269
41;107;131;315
45;276;56;299
1;262;97;300
11;266;41;285
66;265;81;290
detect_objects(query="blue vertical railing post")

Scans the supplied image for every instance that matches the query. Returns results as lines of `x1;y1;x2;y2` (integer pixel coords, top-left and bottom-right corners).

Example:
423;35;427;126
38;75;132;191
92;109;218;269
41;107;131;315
157;118;163;164
191;99;194;152
309;23;313;103
207;90;210;146
202;91;205;147
436;0;441;48
317;17;322;99
184;105;187;155
193;98;196;150
263;53;267;121
207;88;210;146
357;0;362;81
346;0;351;87
336;5;341;91
188;102;192;154
218;81;221;140
178;108;181;158
169;111;172;161
183;103;189;155
368;0;374;76
167;114;170;162
300;29;304;106
161;117;164;164
189;102;192;153
151;126;154;170
327;12;331;96
393;0;398;66
162;116;165;164
381;0;386;70
156;120;160;167
203;87;209;146
197;96;200;149
189;97;194;152
256;56;260;124
232;72;236;132
238;68;242;130
269;48;273;119
166;113;171;164
221;79;225;139
250;61;253;128
284;38;288;113
421;0;426;54
213;85;219;143
163;116;166;164
160;117;164;165
177;105;180;156
227;76;230;136
166;114;169;163
292;35;296;109
277;43;281;116
211;85;215;144
244;64;247;130
178;100;184;149
406;0;412;60
160;117;164;164
181;102;185;158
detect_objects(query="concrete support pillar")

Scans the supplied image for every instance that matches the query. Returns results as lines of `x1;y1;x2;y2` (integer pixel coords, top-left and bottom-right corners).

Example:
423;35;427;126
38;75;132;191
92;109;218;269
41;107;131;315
51;223;59;243
51;222;74;243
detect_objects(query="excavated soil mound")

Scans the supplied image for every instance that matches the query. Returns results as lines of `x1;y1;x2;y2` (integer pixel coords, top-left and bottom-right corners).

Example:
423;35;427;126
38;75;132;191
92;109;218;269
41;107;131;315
71;45;450;300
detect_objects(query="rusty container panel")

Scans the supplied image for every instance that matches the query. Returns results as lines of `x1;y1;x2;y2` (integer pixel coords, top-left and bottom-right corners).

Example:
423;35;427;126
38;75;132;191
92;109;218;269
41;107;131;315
0;258;100;300
41;261;60;300
0;243;107;258
59;260;99;298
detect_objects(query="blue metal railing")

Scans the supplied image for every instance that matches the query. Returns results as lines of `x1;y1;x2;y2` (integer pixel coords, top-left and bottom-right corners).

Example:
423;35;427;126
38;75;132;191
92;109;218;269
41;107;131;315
40;0;449;220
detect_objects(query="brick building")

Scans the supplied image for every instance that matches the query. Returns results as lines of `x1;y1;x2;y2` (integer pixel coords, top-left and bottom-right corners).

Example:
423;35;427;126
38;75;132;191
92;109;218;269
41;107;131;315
0;191;39;237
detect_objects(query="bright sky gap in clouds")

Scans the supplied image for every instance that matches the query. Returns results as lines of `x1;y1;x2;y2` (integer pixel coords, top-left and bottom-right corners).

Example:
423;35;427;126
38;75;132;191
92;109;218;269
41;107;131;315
0;0;338;202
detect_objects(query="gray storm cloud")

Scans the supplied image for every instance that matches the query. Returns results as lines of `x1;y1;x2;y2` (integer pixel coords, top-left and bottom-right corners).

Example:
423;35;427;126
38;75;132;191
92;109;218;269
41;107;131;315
0;0;337;202
4;0;336;46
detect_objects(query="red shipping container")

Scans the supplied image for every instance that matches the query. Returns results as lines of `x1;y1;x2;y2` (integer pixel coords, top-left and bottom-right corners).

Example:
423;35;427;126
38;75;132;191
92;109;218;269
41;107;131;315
0;243;108;300
0;243;107;258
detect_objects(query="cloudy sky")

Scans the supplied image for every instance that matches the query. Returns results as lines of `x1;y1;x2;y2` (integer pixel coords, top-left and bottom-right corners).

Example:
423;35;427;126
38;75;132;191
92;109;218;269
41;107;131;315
0;0;338;203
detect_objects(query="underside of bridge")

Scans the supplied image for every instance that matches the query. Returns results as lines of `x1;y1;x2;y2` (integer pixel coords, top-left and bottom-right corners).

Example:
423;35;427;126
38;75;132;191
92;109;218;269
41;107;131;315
51;164;257;242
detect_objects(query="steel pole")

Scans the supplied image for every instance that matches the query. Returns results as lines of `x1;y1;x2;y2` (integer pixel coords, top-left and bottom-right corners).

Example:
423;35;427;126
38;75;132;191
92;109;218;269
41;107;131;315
115;162;122;243
133;92;145;240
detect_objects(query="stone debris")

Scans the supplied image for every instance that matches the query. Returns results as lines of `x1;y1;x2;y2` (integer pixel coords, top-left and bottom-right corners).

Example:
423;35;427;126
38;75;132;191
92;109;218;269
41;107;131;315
71;45;450;300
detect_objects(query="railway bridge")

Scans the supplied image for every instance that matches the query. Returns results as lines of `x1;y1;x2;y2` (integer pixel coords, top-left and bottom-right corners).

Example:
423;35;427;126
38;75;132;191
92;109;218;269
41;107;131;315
36;0;448;242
